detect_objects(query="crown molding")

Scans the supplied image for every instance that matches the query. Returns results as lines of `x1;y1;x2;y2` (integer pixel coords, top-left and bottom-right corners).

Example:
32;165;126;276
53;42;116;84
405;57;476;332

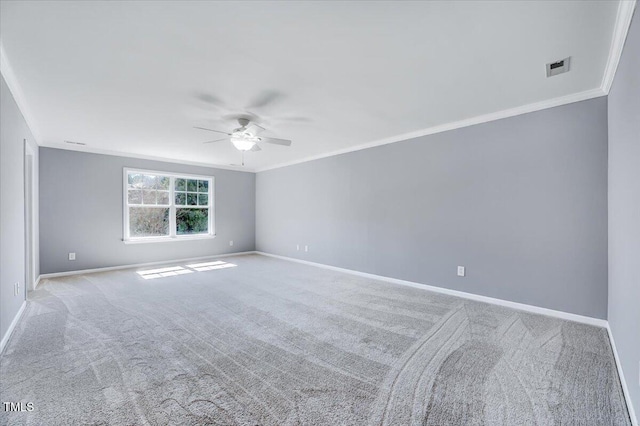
40;142;255;173
256;87;606;173
602;0;637;94
251;0;638;174
0;43;43;144
4;1;634;172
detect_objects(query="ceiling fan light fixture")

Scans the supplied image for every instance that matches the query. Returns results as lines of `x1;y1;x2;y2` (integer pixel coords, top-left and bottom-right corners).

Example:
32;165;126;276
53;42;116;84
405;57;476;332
195;119;291;152
230;133;260;151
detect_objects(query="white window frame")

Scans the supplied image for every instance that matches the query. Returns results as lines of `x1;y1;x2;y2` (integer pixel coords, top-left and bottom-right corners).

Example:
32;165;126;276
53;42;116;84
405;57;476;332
123;167;215;243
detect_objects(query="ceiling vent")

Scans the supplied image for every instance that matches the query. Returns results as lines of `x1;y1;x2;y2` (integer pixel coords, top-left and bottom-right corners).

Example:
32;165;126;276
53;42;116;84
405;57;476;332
546;57;570;77
64;140;86;146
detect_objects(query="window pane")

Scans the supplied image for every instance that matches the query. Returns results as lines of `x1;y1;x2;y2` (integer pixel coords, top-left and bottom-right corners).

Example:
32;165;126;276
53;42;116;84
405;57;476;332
175;178;186;191
142;190;157;204
126;172;213;240
142;174;157;189
128;173;143;188
128;190;142;204
129;207;169;237
157;176;170;190
176;208;208;235
157;191;170;205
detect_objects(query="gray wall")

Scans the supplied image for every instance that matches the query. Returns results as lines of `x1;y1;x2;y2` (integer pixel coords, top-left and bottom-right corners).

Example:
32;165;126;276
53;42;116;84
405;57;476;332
257;97;609;319
1;74;39;344
608;7;639;417
39;148;255;274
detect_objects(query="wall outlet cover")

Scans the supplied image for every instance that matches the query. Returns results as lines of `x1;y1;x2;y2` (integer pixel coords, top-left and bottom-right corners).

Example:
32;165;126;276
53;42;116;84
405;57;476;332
457;266;465;277
68;252;76;261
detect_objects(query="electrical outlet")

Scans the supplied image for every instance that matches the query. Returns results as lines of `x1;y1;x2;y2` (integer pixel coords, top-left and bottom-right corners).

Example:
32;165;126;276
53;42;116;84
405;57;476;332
304;245;309;252
229;240;234;246
68;252;76;261
457;266;465;277
296;244;300;251
14;282;19;296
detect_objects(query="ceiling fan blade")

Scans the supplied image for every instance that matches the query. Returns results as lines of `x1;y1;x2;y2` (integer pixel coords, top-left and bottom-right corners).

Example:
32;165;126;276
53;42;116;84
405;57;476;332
193;126;231;135
222;112;260;123
194;92;226;107
246;90;284;109
261;137;292;146
278;116;312;123
245;122;265;135
250;144;262;152
202;138;229;144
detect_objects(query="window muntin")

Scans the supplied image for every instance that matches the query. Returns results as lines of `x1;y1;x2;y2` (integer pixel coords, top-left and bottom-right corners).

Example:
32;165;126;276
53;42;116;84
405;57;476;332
124;169;214;241
174;178;210;235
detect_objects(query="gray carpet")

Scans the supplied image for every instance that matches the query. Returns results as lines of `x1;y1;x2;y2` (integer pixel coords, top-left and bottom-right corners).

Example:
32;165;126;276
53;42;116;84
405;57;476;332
0;254;630;425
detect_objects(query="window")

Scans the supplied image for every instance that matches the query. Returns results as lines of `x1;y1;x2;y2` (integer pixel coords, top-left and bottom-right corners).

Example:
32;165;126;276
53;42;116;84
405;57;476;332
124;168;214;242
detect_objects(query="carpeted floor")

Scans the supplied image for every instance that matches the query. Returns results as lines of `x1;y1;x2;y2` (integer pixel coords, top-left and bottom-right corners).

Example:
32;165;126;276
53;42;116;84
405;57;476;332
0;254;631;425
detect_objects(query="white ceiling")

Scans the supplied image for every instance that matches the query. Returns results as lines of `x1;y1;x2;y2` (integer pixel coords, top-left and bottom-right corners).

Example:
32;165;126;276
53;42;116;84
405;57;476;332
0;1;624;171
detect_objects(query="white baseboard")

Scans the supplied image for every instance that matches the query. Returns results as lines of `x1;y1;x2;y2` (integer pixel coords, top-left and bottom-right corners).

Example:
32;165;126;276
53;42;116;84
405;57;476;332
256;252;639;417
255;251;608;328
36;250;607;329
37;251;256;281
0;300;27;355
607;324;638;426
34;275;41;290
26;250;634;421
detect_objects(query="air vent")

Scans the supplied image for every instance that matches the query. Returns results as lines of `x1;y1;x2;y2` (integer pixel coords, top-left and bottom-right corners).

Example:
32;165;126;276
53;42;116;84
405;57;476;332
64;140;86;146
546;57;570;77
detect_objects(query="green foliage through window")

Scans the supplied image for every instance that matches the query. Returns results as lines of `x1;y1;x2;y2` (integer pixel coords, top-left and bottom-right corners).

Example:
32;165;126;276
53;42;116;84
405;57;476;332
176;208;209;235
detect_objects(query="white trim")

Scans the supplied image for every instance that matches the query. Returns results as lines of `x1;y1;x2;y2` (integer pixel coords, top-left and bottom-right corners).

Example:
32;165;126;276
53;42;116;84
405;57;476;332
34;275;41;290
256;88;605;172
254;251;608;328
0;44;42;144
122;234;216;244
123;167;215;242
0;301;27;355
607;324;638;426
122;167;217;182
37;251;255;280
602;0;637;94
41;142;251;172
2;2;634;174
30;251;634;422
40;86;606;175
24;141;38;291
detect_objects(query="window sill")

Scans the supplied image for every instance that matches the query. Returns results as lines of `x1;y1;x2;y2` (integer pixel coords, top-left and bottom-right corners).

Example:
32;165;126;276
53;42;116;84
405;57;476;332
123;234;216;244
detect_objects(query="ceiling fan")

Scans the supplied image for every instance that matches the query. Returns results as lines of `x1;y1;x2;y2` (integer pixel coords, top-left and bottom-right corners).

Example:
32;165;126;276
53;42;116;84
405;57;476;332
193;89;311;126
194;117;292;165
